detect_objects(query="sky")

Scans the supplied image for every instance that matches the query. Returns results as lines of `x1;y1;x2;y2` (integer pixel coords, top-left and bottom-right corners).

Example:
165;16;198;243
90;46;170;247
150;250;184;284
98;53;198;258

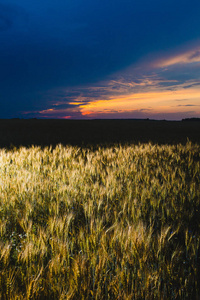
1;0;200;120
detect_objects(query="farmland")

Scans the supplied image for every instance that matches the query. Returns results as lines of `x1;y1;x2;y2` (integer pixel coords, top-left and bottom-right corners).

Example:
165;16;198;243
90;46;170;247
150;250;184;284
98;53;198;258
0;137;200;299
0;119;200;148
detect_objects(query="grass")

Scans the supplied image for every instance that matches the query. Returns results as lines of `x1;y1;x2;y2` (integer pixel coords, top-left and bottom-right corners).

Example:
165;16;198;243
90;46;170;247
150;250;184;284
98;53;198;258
0;141;200;299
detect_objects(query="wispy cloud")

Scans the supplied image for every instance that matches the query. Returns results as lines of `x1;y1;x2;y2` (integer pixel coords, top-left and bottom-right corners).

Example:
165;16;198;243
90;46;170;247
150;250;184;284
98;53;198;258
79;88;200;115
153;46;200;68
36;76;200;120
177;104;199;107
33;42;200;120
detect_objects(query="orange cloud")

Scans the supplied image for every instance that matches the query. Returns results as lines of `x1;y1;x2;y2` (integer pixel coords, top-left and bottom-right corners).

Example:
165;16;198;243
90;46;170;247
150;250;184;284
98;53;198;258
63;116;71;119
79;88;200;116
36;42;200;120
81;111;93;115
39;108;54;114
68;102;83;105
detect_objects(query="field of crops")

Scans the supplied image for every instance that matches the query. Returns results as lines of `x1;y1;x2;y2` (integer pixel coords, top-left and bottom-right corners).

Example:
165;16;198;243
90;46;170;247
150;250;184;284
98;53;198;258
0;141;200;299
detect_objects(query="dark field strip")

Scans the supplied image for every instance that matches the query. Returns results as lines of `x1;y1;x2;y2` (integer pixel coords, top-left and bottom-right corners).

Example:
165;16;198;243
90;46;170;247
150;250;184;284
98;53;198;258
0;119;200;148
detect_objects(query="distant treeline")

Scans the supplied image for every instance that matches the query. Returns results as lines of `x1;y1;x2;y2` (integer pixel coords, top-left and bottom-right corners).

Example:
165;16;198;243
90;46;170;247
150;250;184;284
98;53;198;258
182;118;200;122
0;119;200;148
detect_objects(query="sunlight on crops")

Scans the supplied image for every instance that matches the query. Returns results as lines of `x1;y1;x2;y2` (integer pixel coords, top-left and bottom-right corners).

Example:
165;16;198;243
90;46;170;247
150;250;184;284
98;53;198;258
0;142;200;299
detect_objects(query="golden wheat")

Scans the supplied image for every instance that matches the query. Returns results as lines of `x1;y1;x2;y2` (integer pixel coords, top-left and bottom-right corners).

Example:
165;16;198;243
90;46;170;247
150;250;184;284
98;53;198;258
0;141;199;299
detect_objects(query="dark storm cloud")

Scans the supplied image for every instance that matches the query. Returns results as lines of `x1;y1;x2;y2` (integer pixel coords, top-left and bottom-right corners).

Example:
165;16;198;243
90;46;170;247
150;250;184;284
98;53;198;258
1;0;200;117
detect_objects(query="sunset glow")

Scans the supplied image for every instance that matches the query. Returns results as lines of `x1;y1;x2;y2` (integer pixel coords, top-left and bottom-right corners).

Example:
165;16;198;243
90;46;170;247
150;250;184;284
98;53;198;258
78;88;200;118
2;0;200;119
35;42;200;120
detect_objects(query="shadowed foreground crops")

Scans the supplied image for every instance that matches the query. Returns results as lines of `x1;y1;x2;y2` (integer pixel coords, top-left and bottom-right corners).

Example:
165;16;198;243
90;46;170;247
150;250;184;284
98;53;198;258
0;142;200;299
0;119;200;148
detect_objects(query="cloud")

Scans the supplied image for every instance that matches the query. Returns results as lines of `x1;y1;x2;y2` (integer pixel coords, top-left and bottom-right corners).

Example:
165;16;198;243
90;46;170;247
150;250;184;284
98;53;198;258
77;109;200;121
153;46;200;68
28;53;200;120
177;104;199;107
2;1;200;118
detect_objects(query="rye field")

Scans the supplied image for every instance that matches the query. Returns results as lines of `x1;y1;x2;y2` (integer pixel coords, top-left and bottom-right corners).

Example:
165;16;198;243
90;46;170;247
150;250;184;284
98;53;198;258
0;140;200;299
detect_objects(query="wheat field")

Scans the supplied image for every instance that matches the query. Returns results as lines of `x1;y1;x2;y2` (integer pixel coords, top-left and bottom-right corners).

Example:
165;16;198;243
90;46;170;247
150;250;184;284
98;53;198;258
0;141;200;299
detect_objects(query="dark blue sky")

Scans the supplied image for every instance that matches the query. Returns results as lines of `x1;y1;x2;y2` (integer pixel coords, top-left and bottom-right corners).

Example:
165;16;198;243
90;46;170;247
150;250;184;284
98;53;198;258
1;0;200;119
